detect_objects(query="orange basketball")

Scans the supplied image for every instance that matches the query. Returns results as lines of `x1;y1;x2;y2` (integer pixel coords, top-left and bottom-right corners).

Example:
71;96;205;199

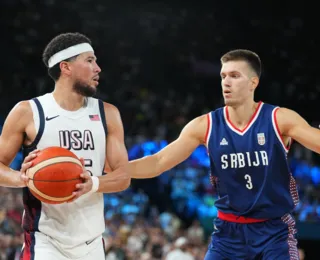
26;146;83;204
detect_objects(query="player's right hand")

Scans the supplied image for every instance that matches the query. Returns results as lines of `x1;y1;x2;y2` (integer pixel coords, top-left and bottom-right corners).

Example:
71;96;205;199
18;149;39;187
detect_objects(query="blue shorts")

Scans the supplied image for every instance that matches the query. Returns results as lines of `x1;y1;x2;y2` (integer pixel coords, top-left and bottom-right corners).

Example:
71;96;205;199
204;214;299;260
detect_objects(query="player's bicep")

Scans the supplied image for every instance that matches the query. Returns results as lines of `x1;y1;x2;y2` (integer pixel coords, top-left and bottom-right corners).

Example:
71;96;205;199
277;108;320;153
104;104;128;172
105;135;128;172
156;115;207;172
0;102;29;165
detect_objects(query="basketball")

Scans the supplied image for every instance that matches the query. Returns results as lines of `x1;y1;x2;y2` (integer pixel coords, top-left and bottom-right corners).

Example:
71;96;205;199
26;146;83;204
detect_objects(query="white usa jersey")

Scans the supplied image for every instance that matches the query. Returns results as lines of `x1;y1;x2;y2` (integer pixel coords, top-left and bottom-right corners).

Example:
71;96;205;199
21;93;106;250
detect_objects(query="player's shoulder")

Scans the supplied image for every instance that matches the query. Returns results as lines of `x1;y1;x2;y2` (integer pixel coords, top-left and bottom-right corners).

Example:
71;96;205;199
274;106;300;121
4;99;34;131
191;114;208;124
101;101;120;115
10;100;33;117
10;93;54;118
258;103;299;127
93;100;122;126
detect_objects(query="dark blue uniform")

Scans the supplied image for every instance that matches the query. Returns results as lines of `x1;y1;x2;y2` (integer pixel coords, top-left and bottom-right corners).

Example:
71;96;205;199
204;102;300;260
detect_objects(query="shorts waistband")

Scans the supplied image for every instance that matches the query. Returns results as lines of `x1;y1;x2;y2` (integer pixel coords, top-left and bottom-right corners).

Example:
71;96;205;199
218;211;268;224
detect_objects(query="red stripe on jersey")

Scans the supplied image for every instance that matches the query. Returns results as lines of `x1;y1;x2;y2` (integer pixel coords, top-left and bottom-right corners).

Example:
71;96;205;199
205;113;211;144
273;107;290;151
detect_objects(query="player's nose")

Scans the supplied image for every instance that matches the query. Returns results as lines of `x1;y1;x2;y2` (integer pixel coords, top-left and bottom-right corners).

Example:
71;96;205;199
94;63;101;73
223;82;231;88
222;76;232;87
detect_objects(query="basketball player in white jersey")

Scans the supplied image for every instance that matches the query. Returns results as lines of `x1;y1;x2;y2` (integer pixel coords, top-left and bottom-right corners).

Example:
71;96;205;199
0;32;131;260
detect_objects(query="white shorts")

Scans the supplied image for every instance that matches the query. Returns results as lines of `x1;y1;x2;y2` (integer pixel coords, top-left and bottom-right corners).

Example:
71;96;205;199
21;232;105;260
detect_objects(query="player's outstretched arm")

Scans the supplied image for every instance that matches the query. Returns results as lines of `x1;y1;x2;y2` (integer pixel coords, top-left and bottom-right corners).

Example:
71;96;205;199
97;103;130;193
0;102;32;187
276;107;320;153
129;115;207;179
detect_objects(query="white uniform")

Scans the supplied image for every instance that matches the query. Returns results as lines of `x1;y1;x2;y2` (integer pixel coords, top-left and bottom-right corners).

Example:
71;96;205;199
21;93;106;260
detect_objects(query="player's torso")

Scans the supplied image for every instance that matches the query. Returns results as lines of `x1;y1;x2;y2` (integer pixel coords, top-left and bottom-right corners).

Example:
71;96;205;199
32;93;106;174
22;93;106;246
207;102;297;218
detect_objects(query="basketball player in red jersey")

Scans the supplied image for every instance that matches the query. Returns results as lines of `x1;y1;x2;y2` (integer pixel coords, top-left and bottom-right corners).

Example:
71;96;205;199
129;49;320;259
0;32;130;259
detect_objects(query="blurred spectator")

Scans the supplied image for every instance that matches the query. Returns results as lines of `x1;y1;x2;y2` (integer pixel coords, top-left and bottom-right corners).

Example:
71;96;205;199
165;237;194;260
187;220;204;246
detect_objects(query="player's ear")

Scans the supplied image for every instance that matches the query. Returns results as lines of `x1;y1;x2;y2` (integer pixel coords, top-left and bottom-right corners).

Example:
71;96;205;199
60;61;72;76
250;76;259;91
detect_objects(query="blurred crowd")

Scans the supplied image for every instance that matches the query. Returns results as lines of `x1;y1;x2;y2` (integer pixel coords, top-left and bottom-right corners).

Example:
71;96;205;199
0;1;319;259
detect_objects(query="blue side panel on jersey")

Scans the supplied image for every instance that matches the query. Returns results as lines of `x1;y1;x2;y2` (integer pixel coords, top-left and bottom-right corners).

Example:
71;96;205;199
20;98;43;257
22;145;42;260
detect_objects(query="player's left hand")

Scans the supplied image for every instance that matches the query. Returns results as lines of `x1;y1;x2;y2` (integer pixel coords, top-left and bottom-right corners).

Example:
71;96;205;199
67;158;93;202
67;171;93;202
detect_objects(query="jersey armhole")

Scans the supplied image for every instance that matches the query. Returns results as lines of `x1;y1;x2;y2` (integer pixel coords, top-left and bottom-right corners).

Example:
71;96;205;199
271;107;290;153
23;98;45;150
98;100;108;175
98;100;108;137
205;113;212;149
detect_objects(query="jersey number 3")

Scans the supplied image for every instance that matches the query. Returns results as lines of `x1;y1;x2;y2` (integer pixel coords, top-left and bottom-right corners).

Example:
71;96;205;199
244;174;253;190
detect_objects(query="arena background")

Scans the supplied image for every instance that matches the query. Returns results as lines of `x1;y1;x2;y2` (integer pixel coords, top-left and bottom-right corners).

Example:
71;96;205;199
0;1;319;259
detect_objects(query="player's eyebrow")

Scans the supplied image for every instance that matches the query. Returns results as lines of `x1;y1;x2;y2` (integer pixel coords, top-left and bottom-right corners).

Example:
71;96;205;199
87;56;97;60
220;71;240;76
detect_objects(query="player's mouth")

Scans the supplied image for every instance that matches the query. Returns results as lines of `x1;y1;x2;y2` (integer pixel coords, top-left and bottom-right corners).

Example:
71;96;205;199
92;76;99;85
223;90;232;97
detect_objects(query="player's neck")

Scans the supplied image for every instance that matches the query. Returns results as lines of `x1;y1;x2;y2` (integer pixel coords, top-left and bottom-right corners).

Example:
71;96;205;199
227;100;259;129
52;81;86;111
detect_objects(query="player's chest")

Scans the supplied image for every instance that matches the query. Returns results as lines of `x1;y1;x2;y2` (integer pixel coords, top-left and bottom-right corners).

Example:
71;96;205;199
212;129;272;170
41;117;105;150
214;128;268;151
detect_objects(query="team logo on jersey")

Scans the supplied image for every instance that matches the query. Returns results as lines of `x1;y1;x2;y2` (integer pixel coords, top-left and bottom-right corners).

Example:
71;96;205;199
257;133;265;145
59;130;95;150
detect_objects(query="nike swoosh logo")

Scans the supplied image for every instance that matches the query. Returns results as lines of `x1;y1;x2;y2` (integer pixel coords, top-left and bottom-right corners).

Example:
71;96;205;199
85;238;95;245
46;115;60;121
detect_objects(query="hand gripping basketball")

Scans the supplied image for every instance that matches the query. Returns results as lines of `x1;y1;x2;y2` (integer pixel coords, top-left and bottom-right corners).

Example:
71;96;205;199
19;149;40;187
67;158;95;202
26;147;84;204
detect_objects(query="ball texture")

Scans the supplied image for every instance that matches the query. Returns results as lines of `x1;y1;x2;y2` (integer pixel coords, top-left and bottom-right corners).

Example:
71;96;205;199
26;147;83;204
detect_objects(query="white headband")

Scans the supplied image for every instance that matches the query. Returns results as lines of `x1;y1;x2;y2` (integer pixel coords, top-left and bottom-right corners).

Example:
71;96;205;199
48;43;94;68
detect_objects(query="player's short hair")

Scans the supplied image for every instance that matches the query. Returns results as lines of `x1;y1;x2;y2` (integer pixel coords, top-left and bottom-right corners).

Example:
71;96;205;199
220;49;261;78
42;32;92;81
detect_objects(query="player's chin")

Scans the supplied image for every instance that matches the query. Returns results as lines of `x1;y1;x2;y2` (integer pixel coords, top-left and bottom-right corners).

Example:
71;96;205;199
224;98;234;106
91;80;99;87
224;99;240;107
